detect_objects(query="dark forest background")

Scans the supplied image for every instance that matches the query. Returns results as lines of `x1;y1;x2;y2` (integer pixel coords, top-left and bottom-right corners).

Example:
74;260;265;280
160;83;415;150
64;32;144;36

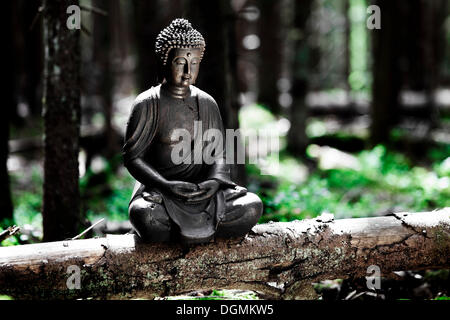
1;0;449;260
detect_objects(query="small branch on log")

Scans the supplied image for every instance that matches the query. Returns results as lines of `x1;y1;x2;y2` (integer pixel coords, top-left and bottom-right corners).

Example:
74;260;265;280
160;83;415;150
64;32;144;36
0;226;20;243
71;219;105;240
0;209;448;300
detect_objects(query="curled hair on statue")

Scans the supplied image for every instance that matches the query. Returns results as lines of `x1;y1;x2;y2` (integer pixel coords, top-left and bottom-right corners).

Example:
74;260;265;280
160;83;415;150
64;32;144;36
155;18;205;67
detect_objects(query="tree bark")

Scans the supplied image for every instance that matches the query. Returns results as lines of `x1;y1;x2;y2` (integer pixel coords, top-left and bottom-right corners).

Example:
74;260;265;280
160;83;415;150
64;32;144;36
1;209;448;300
1;0;16;222
42;0;81;241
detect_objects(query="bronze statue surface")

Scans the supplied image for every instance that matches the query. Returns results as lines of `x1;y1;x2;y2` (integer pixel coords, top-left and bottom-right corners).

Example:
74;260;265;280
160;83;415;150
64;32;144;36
123;19;262;245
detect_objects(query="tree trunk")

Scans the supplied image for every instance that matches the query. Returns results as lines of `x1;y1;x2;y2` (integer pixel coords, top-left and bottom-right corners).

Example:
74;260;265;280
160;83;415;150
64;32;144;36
0;0;15;223
92;0;117;158
287;0;313;157
1;209;448;299
257;0;283;115
370;0;402;144
42;0;81;241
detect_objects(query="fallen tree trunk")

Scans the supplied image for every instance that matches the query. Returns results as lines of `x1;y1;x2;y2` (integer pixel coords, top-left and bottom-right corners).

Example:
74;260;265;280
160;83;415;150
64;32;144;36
0;209;449;300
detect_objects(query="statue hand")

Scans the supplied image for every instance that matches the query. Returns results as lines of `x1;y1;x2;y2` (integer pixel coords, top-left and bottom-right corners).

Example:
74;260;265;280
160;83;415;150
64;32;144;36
166;181;205;199
187;180;219;203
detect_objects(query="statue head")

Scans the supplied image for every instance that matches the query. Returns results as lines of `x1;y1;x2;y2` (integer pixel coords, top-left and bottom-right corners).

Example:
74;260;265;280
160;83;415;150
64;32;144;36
155;18;205;86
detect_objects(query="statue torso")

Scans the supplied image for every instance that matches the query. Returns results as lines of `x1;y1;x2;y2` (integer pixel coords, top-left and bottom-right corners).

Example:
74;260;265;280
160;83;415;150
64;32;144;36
145;87;199;170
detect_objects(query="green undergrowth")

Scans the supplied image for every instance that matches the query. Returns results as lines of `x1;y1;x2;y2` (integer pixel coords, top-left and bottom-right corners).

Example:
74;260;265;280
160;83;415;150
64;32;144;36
251;144;449;222
80;158;134;223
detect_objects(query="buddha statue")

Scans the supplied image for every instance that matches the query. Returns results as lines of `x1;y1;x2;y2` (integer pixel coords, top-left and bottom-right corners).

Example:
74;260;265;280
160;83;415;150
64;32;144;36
123;18;262;245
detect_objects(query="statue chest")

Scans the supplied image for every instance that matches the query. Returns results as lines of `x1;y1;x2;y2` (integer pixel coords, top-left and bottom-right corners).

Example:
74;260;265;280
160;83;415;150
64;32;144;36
156;97;199;145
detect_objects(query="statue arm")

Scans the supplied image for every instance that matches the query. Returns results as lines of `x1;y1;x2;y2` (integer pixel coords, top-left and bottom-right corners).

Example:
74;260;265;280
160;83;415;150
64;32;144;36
127;158;202;199
126;157;169;189
124;99;171;187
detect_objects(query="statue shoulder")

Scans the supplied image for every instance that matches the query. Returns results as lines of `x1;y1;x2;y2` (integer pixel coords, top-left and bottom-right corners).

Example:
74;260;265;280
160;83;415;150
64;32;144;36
133;85;161;107
191;86;218;108
125;85;160;135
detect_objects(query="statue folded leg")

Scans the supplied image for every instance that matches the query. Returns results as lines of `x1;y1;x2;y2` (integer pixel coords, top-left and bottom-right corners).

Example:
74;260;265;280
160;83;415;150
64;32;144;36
129;196;172;242
216;192;263;238
129;189;262;243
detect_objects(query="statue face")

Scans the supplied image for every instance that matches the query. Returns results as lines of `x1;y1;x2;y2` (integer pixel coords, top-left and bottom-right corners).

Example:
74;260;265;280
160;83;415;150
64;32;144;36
166;48;201;87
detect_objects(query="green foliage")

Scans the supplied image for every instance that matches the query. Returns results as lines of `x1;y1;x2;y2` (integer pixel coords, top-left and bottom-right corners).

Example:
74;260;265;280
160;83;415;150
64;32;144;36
0;232;19;247
80;157;134;222
0;224;20;247
7;156;134;243
239;103;276;131
9;164;43;228
13;192;43;228
254;145;450;222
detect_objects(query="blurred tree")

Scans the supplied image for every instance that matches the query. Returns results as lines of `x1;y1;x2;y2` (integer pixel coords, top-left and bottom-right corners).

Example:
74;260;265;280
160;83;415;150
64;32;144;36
8;0;44;125
187;0;246;185
92;0;118;158
1;0;15;222
370;0;402;144
132;0;159;91
80;0;132;175
344;0;350;95
21;0;44;117
233;1;260;96
8;1;26;127
132;0;184;92
42;0;82;241
186;0;239;130
257;0;283;115
370;0;446;144
287;0;314;157
401;0;446;126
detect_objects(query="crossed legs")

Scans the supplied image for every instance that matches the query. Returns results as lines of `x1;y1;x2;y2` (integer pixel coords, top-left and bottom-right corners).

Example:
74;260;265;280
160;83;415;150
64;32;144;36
129;192;263;243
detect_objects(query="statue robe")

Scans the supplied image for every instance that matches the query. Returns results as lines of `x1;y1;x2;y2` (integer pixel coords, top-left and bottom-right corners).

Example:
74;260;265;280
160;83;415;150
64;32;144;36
123;84;241;243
